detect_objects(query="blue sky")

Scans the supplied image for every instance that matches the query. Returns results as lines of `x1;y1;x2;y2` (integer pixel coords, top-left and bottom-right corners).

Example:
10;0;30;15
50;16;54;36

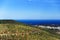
0;0;60;19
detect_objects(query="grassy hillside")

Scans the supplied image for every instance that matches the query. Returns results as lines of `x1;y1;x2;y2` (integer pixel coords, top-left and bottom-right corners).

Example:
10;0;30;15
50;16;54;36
0;20;60;40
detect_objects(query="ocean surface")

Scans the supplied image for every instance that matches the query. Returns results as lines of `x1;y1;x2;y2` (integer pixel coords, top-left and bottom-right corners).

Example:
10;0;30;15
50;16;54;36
16;20;60;26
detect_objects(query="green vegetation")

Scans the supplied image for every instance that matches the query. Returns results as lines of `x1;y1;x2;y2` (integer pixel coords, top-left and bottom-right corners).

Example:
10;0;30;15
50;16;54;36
0;20;60;40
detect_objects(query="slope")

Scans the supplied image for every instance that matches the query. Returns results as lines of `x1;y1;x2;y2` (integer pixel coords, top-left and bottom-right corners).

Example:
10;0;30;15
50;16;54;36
0;20;60;40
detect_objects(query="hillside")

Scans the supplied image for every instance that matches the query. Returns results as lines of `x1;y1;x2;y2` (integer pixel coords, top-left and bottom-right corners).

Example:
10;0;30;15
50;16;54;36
0;20;60;40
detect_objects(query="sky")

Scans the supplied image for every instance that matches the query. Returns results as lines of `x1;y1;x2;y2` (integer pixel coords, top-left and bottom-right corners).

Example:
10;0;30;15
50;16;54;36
0;0;60;20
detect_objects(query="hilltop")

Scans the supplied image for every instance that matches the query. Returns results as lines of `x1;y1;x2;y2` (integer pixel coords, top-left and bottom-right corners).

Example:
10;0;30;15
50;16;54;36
0;20;60;40
0;20;21;24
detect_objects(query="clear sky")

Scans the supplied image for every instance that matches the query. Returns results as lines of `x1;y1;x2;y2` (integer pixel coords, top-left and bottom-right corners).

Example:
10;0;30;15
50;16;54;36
0;0;60;20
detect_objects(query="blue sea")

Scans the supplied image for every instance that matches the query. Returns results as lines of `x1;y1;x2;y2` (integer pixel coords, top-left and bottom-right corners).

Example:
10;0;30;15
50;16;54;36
16;20;60;26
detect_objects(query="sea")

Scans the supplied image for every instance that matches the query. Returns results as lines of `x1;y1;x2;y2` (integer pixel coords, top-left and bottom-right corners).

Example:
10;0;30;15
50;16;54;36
16;20;60;26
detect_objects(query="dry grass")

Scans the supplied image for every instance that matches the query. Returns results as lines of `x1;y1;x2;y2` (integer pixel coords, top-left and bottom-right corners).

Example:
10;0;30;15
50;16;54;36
0;24;59;40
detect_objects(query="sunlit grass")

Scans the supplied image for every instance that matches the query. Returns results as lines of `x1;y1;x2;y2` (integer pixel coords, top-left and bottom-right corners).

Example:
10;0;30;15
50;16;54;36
0;24;60;40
